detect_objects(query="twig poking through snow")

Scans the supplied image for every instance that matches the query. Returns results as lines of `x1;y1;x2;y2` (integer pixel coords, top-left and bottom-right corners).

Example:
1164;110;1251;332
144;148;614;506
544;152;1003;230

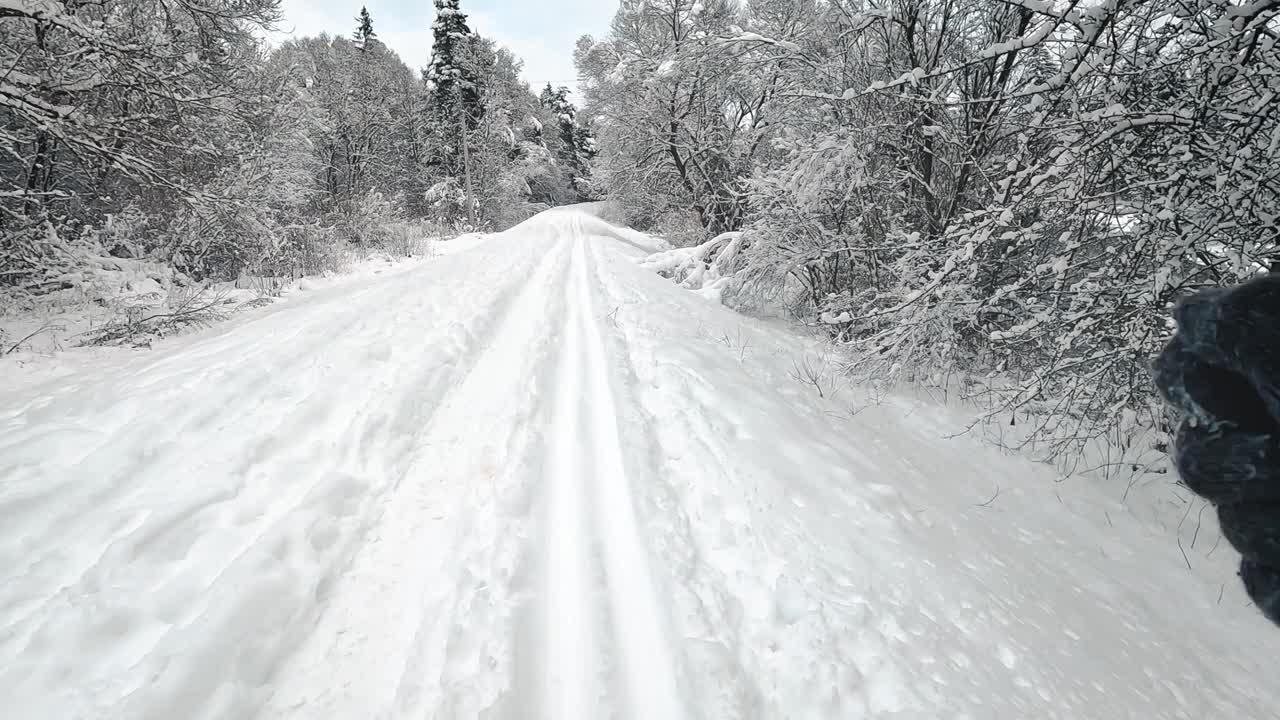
4;320;61;355
976;483;1002;508
789;355;830;398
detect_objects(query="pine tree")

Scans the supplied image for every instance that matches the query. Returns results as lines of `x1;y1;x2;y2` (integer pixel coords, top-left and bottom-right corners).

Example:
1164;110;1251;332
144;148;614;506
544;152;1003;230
354;6;376;48
544;86;578;157
426;0;482;122
424;0;489;218
538;84;595;198
573;121;598;167
538;83;558;112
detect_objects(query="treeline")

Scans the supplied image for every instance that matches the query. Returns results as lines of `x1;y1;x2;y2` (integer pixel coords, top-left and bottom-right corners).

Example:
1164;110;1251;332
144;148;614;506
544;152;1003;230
0;0;595;295
577;0;1280;456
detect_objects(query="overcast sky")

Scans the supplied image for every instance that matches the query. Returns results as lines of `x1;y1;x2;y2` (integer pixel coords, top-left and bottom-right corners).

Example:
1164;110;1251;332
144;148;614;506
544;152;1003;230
274;0;616;95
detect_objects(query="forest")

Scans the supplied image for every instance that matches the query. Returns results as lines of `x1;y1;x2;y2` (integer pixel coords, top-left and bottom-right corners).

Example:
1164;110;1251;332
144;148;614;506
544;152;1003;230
4;0;1279;458
0;0;596;293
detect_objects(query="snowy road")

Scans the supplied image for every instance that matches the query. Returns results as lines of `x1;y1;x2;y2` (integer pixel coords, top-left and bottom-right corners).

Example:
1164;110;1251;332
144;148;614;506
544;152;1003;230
3;209;1280;719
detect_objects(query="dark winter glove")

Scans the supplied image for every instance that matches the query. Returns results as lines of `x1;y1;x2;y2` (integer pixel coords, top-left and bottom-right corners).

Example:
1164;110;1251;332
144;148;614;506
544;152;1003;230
1154;274;1280;625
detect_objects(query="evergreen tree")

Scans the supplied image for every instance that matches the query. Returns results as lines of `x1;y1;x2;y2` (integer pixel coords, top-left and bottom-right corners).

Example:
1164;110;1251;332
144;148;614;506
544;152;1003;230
538;84;595;199
541;85;577;160
573;120;598;168
424;0;491;214
426;0;482;124
354;6;376;48
538;83;558;112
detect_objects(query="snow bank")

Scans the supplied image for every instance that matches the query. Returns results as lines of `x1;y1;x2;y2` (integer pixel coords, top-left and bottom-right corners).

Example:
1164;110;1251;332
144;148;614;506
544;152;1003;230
435;232;491;256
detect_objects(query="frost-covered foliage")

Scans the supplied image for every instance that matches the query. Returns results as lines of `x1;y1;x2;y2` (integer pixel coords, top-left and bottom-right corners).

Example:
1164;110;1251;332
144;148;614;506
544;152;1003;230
420;2;589;229
539;84;599;200
0;0;281;290
587;0;1280;457
642;231;749;302
575;0;789;236
2;0;582;315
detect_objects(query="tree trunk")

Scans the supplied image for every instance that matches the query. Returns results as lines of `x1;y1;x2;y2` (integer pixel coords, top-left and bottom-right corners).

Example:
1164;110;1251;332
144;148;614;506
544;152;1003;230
457;87;477;226
23;131;51;217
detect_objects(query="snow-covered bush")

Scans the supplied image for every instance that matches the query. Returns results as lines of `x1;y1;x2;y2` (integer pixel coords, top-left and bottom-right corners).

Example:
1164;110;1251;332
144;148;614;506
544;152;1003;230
80;286;230;348
382;223;434;258
0;220;90;308
0;0;279;287
815;0;1280;457
266;225;348;279
643;231;750;301
574;0;784;237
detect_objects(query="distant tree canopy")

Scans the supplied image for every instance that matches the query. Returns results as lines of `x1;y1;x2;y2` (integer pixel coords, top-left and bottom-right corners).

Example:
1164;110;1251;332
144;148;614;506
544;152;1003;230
0;0;595;292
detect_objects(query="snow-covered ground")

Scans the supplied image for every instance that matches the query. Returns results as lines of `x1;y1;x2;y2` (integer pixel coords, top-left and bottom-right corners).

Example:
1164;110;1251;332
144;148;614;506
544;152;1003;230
2;208;1278;719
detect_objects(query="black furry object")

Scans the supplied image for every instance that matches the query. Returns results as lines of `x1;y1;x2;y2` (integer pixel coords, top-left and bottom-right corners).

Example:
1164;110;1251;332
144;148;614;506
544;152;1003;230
1154;274;1280;626
1155;333;1277;435
1241;558;1280;626
1219;502;1280;567
1165;275;1280;426
1172;423;1280;506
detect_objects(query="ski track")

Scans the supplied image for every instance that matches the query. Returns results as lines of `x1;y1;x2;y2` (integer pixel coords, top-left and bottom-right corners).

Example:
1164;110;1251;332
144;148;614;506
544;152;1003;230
566;225;686;720
539;231;600;720
3;207;1280;719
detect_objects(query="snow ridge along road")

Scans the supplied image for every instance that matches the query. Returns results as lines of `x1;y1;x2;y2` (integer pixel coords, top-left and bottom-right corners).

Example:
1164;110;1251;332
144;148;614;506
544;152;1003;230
3;207;1280;719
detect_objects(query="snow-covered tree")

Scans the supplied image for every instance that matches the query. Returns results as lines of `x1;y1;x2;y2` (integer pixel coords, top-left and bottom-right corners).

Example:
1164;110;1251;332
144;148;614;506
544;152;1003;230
585;0;1280;457
538;84;596;199
271;29;419;228
0;0;281;289
576;0;782;235
463;47;573;226
426;0;481;109
354;6;376;47
423;0;499;219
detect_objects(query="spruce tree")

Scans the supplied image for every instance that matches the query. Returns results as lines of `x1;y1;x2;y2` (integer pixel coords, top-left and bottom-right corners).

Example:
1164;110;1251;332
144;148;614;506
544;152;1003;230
426;0;481;124
354;6;376;48
538;84;594;196
425;0;487;213
539;83;557;112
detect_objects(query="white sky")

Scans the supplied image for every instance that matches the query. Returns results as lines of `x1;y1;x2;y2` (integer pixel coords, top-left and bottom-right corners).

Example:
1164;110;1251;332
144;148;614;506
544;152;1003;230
273;0;617;95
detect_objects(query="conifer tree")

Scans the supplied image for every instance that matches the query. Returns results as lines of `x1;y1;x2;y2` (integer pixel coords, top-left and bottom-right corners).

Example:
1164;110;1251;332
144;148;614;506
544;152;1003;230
354;6;376;48
426;0;482;125
538;84;595;197
424;0;489;217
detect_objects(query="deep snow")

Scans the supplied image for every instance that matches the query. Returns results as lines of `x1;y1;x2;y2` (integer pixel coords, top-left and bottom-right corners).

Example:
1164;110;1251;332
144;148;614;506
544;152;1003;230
1;208;1278;719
